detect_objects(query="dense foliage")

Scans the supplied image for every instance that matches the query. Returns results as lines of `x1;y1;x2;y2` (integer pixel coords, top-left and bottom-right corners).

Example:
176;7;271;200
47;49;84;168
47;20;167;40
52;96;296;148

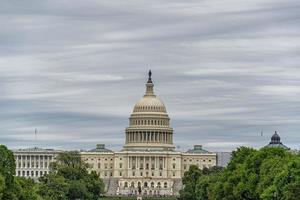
38;151;105;200
180;147;300;200
0;145;38;200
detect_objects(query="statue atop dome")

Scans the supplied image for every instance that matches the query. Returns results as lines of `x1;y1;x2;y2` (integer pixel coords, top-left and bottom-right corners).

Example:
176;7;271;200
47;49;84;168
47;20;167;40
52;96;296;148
147;70;153;84
145;70;155;97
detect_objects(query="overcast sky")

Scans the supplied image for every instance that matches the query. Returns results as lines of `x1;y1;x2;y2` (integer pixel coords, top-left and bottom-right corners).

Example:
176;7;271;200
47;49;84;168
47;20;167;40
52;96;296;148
1;0;300;152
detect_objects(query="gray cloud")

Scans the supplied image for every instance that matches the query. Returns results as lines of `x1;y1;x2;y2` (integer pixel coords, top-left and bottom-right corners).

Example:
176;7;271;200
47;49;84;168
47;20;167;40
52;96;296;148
1;0;300;152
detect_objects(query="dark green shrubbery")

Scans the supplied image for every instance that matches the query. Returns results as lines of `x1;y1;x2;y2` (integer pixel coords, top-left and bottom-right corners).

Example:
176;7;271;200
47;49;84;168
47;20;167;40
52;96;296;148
180;147;300;200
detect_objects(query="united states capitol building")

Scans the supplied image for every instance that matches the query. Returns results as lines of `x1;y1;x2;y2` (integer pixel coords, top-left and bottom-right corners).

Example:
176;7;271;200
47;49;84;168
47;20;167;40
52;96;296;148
13;71;217;196
80;71;217;196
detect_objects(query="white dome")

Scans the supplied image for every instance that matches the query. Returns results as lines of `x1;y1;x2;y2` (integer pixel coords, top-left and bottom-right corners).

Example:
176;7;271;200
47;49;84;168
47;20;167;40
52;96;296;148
133;96;167;113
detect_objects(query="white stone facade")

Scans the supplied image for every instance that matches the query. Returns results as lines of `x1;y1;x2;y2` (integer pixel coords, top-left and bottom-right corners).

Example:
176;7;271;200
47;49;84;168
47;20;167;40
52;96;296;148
13;147;61;179
81;71;217;196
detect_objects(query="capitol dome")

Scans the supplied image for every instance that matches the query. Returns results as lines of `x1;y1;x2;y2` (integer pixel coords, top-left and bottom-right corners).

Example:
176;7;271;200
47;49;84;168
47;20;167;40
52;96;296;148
133;96;166;113
123;70;174;151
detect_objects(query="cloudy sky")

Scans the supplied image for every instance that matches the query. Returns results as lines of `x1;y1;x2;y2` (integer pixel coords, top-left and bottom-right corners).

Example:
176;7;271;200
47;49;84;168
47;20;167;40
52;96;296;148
1;0;300;152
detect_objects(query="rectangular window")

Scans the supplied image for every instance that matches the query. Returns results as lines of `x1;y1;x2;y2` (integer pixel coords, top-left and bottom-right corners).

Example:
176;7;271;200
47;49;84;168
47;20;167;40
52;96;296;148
159;163;163;170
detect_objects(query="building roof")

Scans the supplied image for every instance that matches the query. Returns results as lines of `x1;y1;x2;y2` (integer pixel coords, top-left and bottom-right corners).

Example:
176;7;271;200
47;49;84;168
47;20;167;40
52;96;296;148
264;131;289;150
186;145;210;153
14;147;60;153
89;144;112;152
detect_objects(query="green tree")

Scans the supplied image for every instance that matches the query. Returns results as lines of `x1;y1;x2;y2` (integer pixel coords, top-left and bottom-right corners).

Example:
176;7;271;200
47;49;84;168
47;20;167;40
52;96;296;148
180;165;202;200
181;147;300;200
0;145;15;187
195;167;223;200
38;151;104;200
0;145;17;199
14;177;39;200
0;175;5;199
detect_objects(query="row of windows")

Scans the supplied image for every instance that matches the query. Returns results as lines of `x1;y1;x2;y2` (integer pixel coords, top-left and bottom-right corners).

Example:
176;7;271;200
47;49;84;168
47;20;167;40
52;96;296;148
183;159;213;162
15;155;53;160
85;157;113;161
17;170;48;177
128;171;176;177
17;161;48;169
123;181;169;189
134;105;165;112
131;119;168;126
132;162;163;170
90;163;114;169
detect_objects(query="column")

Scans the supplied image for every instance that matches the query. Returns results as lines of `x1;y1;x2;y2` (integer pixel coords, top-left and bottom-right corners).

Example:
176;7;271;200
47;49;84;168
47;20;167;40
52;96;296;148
143;156;146;171
20;155;23;169
128;156;130;176
136;156;138;171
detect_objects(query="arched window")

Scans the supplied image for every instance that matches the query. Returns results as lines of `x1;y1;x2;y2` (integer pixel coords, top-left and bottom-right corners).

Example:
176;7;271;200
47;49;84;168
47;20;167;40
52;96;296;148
131;182;134;188
164;182;168;188
124;182;128;188
157;182;161;188
144;182;148;188
151;182;154;188
138;182;141;187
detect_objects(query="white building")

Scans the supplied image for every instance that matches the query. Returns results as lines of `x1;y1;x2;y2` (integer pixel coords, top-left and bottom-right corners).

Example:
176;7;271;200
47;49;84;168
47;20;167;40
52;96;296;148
13;147;61;179
81;71;217;196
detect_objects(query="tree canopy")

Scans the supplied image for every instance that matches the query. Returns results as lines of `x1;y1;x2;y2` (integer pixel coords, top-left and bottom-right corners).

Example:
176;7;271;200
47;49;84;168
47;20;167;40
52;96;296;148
0;145;38;200
180;147;300;200
38;151;105;200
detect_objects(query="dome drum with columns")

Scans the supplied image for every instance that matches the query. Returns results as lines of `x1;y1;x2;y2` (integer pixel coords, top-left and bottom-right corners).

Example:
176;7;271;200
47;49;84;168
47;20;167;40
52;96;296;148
123;70;175;151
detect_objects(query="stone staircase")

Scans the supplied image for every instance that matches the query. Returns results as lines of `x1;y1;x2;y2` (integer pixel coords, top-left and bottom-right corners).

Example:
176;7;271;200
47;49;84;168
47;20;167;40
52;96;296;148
104;178;119;195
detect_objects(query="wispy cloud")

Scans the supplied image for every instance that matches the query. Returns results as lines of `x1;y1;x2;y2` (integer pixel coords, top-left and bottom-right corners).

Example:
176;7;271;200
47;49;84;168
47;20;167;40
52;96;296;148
0;0;300;151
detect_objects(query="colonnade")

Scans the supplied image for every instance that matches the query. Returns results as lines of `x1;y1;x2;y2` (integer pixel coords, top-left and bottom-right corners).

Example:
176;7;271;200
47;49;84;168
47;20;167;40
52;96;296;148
14;154;54;178
126;131;173;143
